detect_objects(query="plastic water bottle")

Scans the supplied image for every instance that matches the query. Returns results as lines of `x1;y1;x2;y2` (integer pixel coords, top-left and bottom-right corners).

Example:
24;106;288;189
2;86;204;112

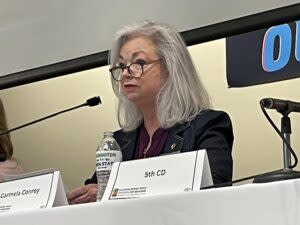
96;131;122;201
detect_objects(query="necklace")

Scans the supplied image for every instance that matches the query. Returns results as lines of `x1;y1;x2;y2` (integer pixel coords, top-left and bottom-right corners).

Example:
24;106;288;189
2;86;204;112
143;147;150;158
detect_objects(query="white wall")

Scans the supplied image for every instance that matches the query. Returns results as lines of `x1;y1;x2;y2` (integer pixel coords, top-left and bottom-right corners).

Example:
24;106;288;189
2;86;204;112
1;39;300;189
1;0;298;76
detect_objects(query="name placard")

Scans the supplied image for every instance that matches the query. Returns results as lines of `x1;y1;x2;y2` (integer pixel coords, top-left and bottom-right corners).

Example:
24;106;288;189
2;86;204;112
0;170;68;213
102;150;212;200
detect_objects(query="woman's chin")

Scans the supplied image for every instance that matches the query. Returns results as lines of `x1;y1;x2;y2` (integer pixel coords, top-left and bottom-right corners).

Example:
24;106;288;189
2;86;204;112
125;93;141;103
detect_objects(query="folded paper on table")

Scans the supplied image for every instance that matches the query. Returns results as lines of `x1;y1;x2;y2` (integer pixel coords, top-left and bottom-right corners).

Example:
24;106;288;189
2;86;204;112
102;150;212;200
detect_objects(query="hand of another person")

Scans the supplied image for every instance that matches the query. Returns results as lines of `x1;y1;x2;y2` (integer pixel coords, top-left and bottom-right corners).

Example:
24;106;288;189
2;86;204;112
67;184;98;204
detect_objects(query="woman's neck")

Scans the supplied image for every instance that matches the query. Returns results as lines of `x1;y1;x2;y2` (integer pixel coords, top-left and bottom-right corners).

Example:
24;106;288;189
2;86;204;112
141;107;160;138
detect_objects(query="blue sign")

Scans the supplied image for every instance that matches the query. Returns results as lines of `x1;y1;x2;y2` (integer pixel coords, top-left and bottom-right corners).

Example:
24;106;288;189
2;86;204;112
226;21;300;87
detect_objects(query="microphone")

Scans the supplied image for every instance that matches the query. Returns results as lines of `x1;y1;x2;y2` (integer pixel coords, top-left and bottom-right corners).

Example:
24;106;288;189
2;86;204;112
0;96;101;137
260;98;300;113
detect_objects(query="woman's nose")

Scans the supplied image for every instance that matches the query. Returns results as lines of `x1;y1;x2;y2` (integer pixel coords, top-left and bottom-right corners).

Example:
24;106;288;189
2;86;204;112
122;67;131;79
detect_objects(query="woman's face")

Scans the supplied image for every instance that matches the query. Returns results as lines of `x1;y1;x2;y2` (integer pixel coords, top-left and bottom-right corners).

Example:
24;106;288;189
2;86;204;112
119;36;168;108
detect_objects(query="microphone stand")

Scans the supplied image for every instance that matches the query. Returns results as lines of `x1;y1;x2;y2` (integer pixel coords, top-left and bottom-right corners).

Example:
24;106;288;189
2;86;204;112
282;114;292;169
254;109;300;183
0;96;101;137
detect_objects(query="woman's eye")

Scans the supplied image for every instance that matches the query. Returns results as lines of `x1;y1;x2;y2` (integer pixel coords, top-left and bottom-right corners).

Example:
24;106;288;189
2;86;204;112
135;59;146;65
118;63;126;67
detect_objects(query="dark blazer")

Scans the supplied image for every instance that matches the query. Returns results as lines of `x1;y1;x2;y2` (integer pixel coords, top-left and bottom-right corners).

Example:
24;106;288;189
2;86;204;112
85;109;233;185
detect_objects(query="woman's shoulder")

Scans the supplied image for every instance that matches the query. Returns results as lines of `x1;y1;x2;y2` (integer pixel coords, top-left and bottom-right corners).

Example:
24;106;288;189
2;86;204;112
189;109;232;128
0;158;17;168
0;157;24;170
0;157;25;182
194;109;231;121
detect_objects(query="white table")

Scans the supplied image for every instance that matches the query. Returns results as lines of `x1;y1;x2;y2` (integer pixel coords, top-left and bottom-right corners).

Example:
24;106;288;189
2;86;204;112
1;179;300;225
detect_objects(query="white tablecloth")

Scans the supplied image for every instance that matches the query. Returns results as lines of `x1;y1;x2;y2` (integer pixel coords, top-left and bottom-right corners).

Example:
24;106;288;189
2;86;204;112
1;179;300;225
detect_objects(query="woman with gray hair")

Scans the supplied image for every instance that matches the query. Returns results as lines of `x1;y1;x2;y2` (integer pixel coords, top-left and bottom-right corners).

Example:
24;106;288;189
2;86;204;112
68;21;233;204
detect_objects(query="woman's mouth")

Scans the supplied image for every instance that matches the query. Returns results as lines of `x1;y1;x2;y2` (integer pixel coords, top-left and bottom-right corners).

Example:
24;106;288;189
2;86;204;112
124;83;137;88
123;84;138;91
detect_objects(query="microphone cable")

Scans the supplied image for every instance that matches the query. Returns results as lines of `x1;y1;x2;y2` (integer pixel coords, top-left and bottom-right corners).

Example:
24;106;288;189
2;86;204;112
202;168;283;189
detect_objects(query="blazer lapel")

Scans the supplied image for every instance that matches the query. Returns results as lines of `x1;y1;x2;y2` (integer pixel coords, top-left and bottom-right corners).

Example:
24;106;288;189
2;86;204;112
162;121;191;155
119;130;138;161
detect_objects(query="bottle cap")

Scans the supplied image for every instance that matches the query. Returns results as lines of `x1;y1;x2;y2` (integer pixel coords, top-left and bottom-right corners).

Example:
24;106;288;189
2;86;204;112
103;131;114;137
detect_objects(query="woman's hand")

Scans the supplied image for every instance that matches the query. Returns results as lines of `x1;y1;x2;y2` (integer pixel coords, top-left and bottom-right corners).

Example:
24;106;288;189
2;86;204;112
67;184;98;204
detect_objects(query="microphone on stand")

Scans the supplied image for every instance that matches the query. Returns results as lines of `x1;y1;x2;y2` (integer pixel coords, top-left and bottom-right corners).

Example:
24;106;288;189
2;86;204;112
200;97;300;189
0;96;101;137
253;97;300;183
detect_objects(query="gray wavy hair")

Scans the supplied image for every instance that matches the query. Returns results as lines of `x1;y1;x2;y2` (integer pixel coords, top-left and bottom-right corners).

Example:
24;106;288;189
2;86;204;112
109;21;211;131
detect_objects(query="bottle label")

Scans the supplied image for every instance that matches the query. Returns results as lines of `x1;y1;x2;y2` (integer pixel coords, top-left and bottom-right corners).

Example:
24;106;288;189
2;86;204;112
96;150;122;171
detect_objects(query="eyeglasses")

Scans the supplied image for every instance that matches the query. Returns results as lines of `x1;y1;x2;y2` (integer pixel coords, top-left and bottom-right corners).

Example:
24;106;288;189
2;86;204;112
109;59;161;81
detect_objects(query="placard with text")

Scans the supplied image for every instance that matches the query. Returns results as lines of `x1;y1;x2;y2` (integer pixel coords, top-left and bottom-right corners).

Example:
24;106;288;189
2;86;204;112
0;170;68;213
102;150;212;200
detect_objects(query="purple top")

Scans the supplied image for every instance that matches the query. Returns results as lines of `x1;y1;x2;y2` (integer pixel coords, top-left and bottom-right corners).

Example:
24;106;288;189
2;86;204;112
135;124;169;159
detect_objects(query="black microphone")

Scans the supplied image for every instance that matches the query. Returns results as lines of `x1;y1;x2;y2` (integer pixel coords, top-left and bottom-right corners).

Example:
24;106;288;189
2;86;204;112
0;96;101;137
260;98;300;113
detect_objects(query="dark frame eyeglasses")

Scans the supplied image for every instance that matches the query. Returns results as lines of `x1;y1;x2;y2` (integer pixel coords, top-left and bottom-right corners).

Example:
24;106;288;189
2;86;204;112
109;59;161;81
